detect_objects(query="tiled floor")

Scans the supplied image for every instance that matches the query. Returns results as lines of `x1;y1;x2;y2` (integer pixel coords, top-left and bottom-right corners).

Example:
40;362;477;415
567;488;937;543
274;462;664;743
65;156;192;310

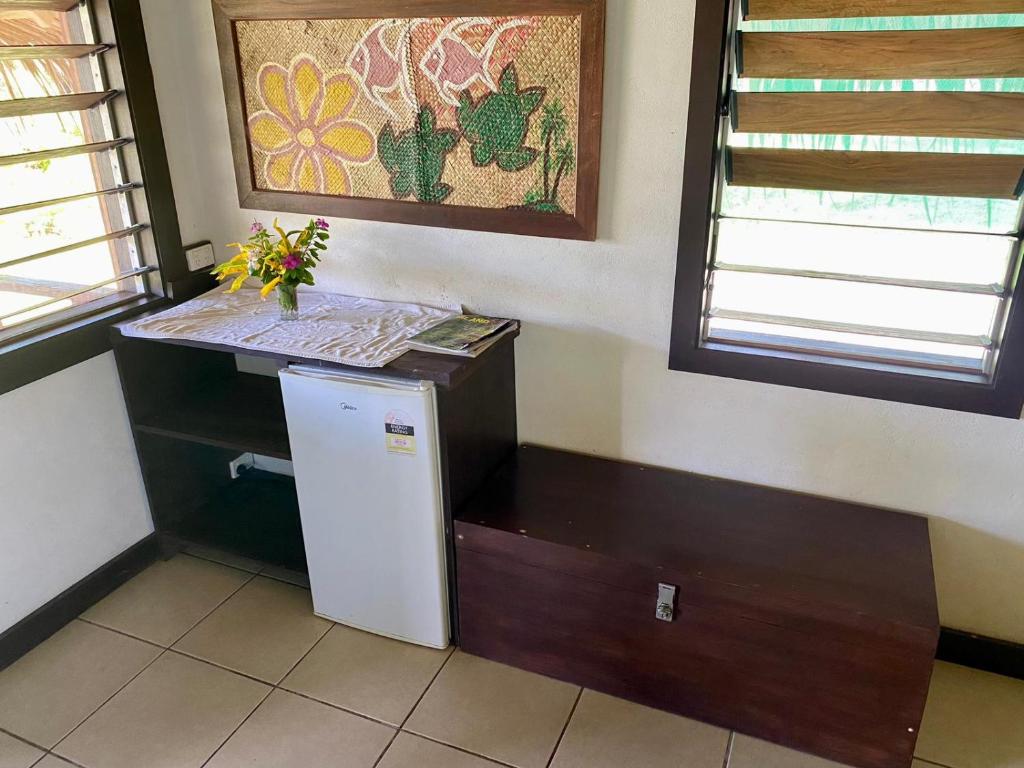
1;553;1022;768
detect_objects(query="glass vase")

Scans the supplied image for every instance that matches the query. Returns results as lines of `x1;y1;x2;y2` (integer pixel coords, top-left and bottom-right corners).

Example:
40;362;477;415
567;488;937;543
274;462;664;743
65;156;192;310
277;284;299;321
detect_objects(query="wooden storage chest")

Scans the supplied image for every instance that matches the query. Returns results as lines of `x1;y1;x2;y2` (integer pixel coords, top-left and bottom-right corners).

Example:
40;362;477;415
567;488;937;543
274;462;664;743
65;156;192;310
454;446;939;768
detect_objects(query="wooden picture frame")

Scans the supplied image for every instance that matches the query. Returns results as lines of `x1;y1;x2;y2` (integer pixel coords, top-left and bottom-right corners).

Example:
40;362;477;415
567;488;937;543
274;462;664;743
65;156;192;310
212;0;606;240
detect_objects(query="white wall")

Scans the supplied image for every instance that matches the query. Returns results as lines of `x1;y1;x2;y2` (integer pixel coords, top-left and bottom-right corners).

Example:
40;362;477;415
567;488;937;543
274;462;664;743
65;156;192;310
0;353;153;633
140;0;1024;642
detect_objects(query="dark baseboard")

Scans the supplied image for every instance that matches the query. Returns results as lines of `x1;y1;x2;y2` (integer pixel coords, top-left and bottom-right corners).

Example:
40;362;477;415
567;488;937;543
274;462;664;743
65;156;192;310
0;533;160;671
937;627;1024;681
2;536;1022;684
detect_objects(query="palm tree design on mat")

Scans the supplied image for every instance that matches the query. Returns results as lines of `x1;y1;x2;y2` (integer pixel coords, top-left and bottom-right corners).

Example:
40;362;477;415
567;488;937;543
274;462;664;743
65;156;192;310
522;99;576;213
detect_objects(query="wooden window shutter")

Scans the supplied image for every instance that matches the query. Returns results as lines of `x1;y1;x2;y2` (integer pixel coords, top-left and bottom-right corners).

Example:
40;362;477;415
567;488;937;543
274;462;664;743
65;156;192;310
727;5;1024;199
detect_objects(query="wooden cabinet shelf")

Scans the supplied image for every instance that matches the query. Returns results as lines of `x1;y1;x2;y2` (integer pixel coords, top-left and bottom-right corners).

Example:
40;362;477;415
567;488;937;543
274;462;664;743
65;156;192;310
134;372;291;460
173;469;306;572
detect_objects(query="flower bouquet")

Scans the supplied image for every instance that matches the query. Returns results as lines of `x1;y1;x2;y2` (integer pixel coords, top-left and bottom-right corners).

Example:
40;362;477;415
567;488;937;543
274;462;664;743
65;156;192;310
212;217;330;320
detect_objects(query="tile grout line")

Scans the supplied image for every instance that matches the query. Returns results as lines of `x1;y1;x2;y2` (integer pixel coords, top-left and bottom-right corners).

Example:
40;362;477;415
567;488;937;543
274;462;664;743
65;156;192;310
77;553;260;651
370;729;402;768
398;646;456;730
184;548;265;577
0;725;49;755
369;646;460;768
720;731;735;768
44;557;258;764
184;548;309;589
168;647;280;688
543;686;584;768
275;685;401;730
196;684;276;768
166;565;261;648
393;731;520;768
913;758;959;768
197;619;337;768
48;648;169;763
74;617;167;650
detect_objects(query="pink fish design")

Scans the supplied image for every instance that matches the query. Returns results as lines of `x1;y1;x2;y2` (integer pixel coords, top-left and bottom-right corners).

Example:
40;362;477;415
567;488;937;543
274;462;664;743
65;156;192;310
419;18;530;108
347;19;418;119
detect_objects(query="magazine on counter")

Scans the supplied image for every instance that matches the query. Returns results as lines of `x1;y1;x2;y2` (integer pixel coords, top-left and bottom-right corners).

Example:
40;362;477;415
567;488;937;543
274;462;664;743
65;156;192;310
406;314;517;357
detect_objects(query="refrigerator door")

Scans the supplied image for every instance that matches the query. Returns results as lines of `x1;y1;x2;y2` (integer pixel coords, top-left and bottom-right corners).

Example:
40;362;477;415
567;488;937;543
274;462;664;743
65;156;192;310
279;366;448;649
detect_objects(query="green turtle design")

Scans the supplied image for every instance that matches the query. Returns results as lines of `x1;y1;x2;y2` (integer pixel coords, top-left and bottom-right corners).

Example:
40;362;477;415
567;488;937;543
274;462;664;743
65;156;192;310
458;63;545;172
378;106;459;204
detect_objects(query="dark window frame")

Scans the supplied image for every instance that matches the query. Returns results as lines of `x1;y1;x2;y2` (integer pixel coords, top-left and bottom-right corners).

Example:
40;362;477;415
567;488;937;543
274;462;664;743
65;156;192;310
0;0;183;396
668;0;1024;419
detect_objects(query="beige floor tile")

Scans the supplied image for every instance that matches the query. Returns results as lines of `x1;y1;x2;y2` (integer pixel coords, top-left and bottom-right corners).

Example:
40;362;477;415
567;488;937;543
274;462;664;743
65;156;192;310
259;565;310;588
184;544;264;574
915;661;1024;768
377;732;504;768
0;731;42;768
31;757;77;768
729;734;855;767
55;651;269;768
205;689;394;768
81;555;252;646
0;620;160;747
405;650;580;768
281;624;451;725
173;576;330;683
550;689;729;768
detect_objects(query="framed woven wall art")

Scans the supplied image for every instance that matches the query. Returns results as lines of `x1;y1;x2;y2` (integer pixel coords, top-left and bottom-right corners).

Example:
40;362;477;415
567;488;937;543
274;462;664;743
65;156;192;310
212;0;606;240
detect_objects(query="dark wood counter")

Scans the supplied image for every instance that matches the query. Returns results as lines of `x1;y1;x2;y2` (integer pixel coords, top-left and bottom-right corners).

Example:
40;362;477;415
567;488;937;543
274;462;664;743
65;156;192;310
112;321;518;642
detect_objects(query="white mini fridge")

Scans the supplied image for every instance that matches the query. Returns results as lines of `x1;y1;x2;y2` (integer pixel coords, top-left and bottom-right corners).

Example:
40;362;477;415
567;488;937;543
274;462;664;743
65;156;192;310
279;366;449;649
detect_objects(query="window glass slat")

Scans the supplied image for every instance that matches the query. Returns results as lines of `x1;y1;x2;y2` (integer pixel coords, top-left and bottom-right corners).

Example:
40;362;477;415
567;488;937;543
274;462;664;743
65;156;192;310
714;263;1007;296
708;308;994;348
0;182;138;216
733;91;1024;140
0;43;107;60
727;147;1024;199
739;29;1024;79
0;1;81;11
709;272;1000;344
708;316;990;363
0;265;153;325
706;325;987;377
0;90;116;118
715;217;1015;289
744;0;1024;20
0;224;146;270
0;137;130;167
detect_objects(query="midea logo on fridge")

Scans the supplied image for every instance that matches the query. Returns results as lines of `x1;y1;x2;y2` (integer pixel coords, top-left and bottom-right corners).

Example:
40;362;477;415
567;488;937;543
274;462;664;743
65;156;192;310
338;402;358;411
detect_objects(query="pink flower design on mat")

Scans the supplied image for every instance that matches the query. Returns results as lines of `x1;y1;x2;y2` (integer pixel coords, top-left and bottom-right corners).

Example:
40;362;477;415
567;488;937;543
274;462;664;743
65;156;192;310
248;55;375;195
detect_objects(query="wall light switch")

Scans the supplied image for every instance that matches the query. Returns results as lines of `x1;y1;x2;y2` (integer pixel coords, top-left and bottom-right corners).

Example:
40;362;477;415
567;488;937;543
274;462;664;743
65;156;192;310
185;242;216;272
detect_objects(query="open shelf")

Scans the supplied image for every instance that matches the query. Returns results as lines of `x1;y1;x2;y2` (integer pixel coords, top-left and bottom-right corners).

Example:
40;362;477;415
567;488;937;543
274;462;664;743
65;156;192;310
174;469;307;572
134;372;291;459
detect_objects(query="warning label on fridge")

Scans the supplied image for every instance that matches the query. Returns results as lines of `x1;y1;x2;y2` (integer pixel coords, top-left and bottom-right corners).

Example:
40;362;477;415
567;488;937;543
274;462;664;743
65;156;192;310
384;411;417;456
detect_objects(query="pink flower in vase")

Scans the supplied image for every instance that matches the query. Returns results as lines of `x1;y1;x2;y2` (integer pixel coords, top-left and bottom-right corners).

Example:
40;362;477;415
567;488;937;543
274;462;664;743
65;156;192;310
282;253;303;271
315;217;330;230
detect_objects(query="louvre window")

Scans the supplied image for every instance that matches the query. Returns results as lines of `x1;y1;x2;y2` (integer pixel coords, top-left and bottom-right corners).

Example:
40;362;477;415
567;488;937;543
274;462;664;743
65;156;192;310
0;0;156;343
698;2;1024;384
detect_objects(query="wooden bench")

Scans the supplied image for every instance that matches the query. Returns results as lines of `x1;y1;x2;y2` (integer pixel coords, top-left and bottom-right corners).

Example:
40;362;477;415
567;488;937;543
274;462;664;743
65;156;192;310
454;446;938;768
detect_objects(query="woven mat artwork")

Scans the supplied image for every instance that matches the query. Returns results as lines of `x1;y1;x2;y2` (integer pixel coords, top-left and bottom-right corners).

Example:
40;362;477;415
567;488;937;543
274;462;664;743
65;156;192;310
235;15;582;215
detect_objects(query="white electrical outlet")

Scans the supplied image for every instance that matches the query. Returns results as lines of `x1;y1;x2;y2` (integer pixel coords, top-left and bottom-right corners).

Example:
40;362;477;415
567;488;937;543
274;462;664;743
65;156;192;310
185;242;216;272
229;453;255;479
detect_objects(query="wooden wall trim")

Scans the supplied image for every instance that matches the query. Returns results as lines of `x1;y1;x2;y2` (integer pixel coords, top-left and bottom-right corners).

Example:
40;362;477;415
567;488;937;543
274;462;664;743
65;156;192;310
0;534;160;671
